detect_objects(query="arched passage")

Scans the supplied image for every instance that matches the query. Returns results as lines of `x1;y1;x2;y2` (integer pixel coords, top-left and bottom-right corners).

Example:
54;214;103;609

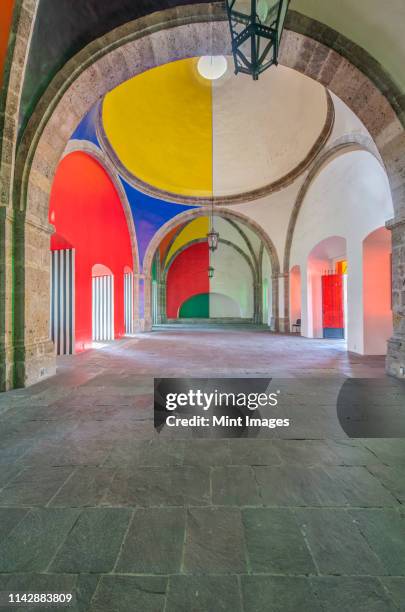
2;5;405;386
49;151;133;351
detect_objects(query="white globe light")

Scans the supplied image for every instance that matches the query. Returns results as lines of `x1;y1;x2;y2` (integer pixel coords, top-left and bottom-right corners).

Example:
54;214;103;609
197;55;228;80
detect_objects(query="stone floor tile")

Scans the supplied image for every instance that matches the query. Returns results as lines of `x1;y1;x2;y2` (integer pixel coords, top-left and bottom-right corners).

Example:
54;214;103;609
311;576;397;612
212;466;261;506
137;439;185;466
242;576;322;612
324;466;398;507
166;575;242;612
0;466;73;506
49;467;116;507
361;439;405;465
272;439;341;465
326;439;380;465
183;439;232;465
295;508;386;575
381;577;405;611
254;466;348;506
0;508;79;572
104;466;210;507
116;508;185;573
0;508;29;542
367;464;405;502
183;507;246;574
0;462;23;487
350;509;405;574
21;439;112;467
243;508;316;574
102;440;143;467
89;576;167;612
50;508;132;573
228;439;281;465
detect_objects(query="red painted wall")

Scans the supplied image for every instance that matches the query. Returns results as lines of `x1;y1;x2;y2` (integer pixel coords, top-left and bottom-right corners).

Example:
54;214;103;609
166;242;209;318
0;0;14;88
49;152;133;351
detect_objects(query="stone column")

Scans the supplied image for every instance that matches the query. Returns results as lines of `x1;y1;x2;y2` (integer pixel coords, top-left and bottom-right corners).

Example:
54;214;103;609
13;211;56;388
272;273;288;332
386;218;405;377
135;273;152;331
0;207;14;390
158;280;167;324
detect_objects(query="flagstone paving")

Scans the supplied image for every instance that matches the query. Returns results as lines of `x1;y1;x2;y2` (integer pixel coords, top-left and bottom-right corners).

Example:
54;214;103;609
0;330;404;610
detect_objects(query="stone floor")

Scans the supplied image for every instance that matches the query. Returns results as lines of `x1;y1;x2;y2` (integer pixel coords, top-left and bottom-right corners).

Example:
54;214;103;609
0;329;404;611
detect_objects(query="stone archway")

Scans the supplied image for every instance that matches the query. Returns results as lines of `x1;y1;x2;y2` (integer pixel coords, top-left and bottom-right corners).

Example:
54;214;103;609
142;207;281;332
2;2;405;386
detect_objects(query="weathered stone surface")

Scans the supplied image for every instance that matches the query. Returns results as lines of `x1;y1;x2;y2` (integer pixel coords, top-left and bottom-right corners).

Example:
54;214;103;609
243;508;315;574
104;466;210;507
90;576;167;612
254;466;348;506
183;508;246;574
242;576;322;612
116;508;185;574
50;508;132;573
212;466;261;506
350;509;405;575
166;576;242;612
295;509;386;575
311;576;397;612
0;508;79;572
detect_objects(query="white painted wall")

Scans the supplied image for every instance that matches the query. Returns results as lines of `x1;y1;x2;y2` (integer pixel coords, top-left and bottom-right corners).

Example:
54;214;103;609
290;150;394;353
210;242;254;318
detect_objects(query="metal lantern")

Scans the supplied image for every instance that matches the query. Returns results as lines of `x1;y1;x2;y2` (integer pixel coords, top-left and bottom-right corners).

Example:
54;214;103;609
225;0;290;80
208;266;215;279
207;228;219;252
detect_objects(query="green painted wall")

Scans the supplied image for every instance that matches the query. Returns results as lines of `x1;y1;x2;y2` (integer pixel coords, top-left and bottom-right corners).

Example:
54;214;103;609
179;293;209;318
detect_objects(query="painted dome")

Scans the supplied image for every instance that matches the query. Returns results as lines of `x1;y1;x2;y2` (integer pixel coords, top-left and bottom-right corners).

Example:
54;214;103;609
100;58;331;202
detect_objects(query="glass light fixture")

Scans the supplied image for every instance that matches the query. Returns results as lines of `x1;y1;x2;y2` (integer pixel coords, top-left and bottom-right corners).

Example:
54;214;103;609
225;0;290;80
197;55;228;80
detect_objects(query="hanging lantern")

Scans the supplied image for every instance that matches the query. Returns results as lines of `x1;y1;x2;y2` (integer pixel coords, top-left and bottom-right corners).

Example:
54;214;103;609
208;266;215;279
207;228;219;252
225;0;290;80
207;202;219;252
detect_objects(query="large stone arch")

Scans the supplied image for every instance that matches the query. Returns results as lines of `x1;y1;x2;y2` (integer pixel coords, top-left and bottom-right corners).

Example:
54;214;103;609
142;206;281;331
282;138;391;328
144;207;277;328
2;2;405;386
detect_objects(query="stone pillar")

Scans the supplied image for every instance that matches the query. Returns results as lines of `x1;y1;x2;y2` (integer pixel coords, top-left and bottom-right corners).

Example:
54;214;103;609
13;211;56;388
253;282;262;324
0;207;14;390
135;273;152;331
272;273;288;332
386;218;405;377
158;280;167;324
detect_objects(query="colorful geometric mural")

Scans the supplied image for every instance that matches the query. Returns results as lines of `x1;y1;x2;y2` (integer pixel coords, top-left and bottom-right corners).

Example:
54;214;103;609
101;58;328;200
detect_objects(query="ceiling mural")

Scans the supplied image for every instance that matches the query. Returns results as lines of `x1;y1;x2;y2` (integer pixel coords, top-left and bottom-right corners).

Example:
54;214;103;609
99;59;330;202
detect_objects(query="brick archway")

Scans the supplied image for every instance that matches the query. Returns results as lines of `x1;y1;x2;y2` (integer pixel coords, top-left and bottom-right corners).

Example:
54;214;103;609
2;2;405;386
